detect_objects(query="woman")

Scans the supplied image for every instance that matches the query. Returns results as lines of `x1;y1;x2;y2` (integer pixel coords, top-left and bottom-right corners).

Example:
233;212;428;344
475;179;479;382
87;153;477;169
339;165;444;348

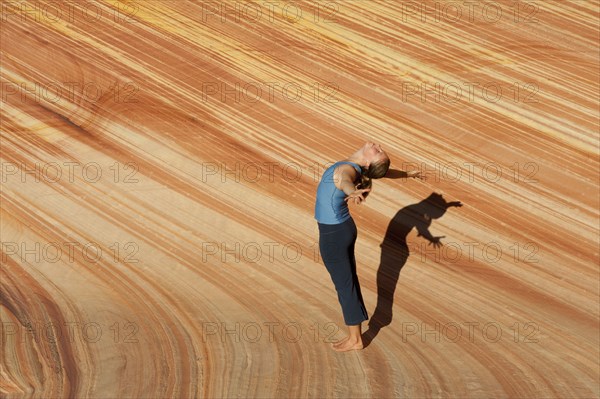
314;141;391;351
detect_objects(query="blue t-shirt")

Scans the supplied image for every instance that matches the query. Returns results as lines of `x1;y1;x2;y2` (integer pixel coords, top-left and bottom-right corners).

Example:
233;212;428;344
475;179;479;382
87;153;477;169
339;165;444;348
314;161;362;224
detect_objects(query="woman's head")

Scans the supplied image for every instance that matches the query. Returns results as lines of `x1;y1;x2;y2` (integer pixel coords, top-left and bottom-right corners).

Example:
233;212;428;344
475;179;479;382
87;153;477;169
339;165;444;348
361;141;390;178
356;141;391;194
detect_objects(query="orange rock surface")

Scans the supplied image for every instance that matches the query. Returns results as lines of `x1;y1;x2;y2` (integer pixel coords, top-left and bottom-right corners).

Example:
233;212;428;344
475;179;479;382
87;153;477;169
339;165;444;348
1;1;598;398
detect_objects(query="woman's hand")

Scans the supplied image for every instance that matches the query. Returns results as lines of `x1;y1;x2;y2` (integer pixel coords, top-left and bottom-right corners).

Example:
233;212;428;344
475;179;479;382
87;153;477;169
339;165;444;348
406;170;423;180
344;189;371;205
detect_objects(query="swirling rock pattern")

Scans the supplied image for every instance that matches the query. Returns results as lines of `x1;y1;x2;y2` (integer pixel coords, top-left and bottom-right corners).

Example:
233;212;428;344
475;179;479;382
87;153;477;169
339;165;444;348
1;1;598;398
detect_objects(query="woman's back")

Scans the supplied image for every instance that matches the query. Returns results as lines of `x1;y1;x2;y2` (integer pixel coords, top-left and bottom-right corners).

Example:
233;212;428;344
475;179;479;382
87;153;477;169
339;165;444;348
314;161;362;225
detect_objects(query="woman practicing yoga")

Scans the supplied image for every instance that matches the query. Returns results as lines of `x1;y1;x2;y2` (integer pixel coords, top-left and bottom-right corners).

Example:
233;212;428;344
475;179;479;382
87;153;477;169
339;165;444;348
314;141;391;351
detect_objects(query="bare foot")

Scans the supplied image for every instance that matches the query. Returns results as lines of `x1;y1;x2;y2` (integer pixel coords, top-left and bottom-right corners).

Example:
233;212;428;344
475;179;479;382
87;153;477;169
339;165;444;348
332;336;364;352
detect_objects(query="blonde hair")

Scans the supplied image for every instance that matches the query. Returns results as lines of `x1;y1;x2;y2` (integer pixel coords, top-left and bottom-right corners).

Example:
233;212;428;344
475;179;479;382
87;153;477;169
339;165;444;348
356;157;391;197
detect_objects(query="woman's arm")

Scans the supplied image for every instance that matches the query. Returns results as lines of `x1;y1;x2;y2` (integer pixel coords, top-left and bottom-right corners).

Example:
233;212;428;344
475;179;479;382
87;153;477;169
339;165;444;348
334;164;370;205
384;169;423;179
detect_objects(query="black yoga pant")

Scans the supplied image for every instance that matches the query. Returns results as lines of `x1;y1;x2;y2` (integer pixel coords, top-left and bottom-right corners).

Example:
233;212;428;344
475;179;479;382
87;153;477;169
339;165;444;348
318;217;369;326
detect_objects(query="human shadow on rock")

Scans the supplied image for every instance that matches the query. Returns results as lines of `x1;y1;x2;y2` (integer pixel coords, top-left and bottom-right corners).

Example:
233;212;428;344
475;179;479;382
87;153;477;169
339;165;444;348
363;192;462;347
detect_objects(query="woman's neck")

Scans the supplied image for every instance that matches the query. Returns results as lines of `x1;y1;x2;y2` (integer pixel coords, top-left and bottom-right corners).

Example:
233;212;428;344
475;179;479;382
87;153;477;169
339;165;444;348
344;155;366;167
